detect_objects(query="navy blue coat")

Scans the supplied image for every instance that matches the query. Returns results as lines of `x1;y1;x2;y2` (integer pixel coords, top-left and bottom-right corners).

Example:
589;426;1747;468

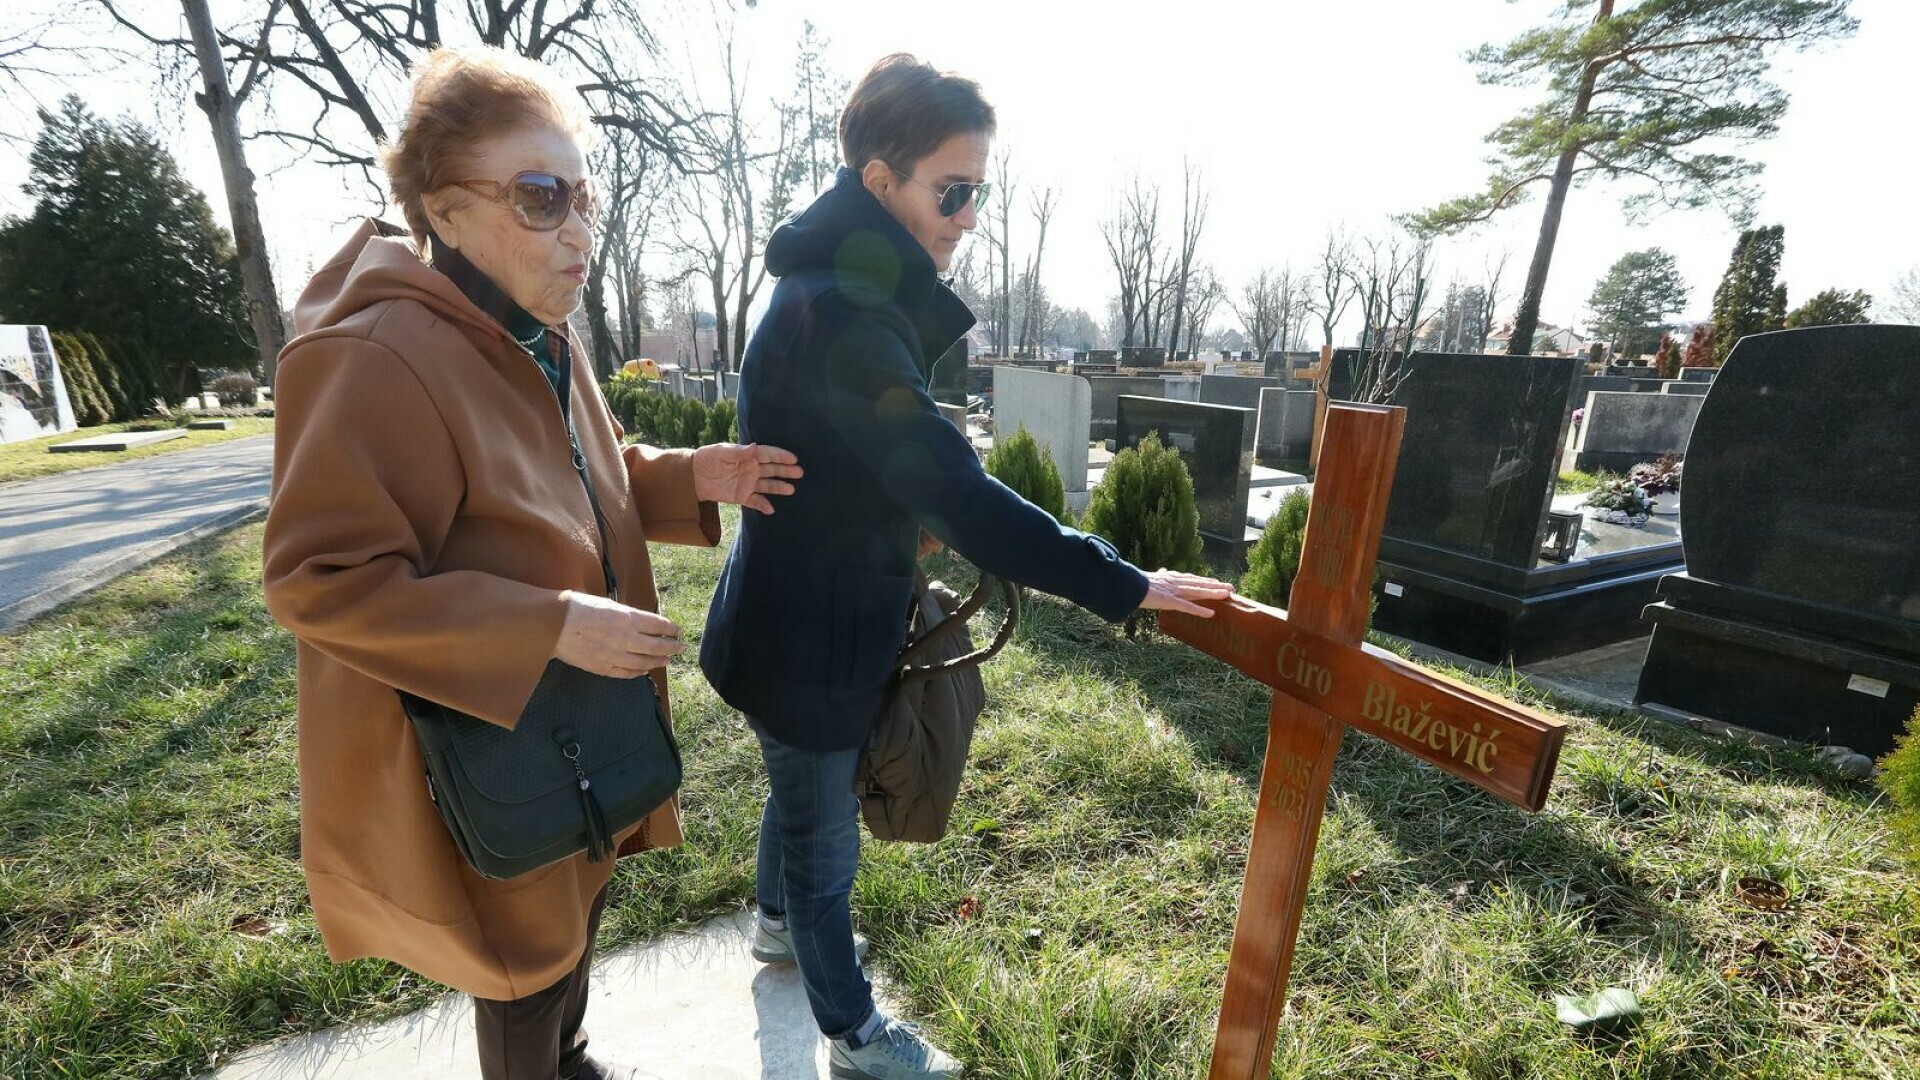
700;169;1150;751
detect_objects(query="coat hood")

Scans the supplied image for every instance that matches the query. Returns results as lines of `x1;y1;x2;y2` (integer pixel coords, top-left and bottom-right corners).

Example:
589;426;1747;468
764;167;975;362
293;219;519;347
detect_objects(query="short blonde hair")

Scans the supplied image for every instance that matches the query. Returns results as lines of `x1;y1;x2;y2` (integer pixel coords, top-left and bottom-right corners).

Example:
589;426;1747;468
379;46;591;248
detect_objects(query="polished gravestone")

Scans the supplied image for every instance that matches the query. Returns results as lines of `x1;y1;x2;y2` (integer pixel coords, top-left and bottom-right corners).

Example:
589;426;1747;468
1087;375;1167;441
1122;346;1167;368
1323;348;1683;662
1636;325;1920;755
1115;395;1254;557
1574;390;1704;472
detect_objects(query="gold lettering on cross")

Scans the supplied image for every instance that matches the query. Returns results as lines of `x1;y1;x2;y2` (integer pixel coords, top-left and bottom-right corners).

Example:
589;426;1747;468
1361;679;1502;775
1306;503;1355;588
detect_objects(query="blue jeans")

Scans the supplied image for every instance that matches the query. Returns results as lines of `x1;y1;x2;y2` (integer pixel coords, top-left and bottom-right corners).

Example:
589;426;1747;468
753;726;875;1040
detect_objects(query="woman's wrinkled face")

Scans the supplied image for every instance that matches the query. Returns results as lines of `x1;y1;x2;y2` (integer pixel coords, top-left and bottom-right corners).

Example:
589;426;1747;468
424;124;592;326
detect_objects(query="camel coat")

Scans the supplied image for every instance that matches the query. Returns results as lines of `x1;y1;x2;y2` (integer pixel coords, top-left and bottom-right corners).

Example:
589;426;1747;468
262;219;719;1000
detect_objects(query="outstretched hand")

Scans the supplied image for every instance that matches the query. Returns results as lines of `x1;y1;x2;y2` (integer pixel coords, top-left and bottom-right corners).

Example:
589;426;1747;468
691;443;803;515
1137;568;1234;618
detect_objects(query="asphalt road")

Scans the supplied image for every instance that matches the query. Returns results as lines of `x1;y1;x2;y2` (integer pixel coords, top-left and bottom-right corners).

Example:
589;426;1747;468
0;435;274;630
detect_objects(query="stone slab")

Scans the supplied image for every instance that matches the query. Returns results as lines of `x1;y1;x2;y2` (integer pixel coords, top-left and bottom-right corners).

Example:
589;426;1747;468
204;912;891;1080
1199;374;1280;411
1573;390;1703;474
1254;388;1314;462
49;428;189;452
992;367;1092;492
187;419;235;431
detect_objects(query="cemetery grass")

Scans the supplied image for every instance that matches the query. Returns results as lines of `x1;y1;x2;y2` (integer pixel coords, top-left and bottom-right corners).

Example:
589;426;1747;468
0;519;1914;1079
0;418;274;484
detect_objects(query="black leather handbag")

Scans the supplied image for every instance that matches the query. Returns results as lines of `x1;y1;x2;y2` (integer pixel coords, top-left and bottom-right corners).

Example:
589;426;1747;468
399;347;680;880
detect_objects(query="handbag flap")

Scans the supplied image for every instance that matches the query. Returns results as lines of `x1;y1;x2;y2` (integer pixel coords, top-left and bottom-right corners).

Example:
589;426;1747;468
436;661;657;804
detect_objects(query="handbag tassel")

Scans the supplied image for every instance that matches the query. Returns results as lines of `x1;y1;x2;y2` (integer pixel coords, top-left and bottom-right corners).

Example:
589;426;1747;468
564;744;615;863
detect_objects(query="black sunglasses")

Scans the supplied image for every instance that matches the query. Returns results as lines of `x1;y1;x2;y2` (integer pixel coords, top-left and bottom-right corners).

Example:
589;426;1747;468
450;170;598;232
891;167;991;217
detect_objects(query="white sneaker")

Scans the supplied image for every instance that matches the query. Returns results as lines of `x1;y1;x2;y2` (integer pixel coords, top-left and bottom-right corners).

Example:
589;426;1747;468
750;919;870;966
828;1016;963;1079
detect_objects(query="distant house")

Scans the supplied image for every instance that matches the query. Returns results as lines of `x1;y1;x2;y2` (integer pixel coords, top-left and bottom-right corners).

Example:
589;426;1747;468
1485;320;1589;356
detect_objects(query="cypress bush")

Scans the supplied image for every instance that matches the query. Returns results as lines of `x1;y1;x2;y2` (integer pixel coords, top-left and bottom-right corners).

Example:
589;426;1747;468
75;331;134;420
984;423;1068;523
50;330;111;426
1083;431;1205;577
674;399;701;448
703;399;737;447
1241;486;1311;607
1877;705;1920;868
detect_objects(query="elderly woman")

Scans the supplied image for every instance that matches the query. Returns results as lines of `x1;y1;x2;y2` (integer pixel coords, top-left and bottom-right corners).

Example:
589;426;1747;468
700;54;1229;1079
262;47;798;1080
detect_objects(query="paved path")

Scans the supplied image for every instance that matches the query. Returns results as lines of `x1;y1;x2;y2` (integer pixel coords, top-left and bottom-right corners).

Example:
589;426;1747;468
0;435;274;630
206;912;889;1080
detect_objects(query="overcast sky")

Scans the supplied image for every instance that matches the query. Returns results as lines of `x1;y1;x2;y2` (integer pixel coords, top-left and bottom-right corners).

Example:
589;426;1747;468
3;0;1915;345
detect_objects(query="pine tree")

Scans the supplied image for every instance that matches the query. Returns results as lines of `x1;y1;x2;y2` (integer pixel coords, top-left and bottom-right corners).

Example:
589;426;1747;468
1785;288;1873;328
1710;225;1787;364
1586;248;1689;357
1414;1;1853;355
0;97;252;407
1766;283;1789;332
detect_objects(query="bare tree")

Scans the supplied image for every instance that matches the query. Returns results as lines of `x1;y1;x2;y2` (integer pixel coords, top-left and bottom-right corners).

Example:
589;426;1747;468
1;10;130;143
582;123;670;378
1886;265;1920;324
976;145;1017;356
789;20;846;197
1336;232;1437;404
1232;266;1289;359
1307;230;1357;348
98;1;697;200
1183;265;1225;354
1161;159;1209;356
670;23;801;371
1475;249;1510;352
1015;185;1056;356
1099;176;1164;349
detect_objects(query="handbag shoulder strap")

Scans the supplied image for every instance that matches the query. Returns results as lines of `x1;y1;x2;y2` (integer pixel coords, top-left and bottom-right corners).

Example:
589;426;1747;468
896;572;1020;686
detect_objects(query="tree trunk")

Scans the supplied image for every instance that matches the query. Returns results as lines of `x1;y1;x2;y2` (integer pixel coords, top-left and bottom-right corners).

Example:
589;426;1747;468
183;0;288;385
1506;0;1612;356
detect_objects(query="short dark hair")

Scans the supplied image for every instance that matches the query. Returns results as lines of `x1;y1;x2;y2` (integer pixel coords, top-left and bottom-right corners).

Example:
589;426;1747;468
839;54;996;174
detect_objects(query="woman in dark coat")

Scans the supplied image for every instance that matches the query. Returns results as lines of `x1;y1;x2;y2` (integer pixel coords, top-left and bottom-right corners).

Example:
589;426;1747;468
700;54;1228;1079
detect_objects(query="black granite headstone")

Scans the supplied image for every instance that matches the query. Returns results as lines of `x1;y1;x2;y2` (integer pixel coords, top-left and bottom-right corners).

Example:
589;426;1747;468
1122;346;1167;368
1326;348;1681;661
1637;326;1920;754
1114;395;1254;549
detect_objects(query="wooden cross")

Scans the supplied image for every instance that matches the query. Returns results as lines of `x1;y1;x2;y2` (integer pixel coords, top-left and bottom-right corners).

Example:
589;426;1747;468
1160;403;1569;1080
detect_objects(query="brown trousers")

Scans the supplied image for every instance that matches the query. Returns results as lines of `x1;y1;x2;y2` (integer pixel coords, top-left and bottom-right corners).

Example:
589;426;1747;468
471;884;609;1080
